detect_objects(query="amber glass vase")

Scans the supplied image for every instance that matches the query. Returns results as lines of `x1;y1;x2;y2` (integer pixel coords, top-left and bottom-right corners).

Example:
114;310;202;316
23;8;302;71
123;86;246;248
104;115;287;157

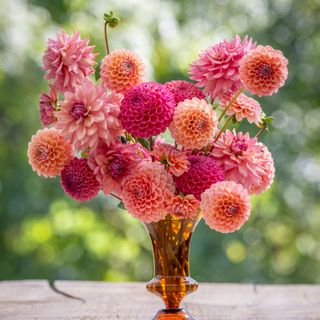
143;213;201;320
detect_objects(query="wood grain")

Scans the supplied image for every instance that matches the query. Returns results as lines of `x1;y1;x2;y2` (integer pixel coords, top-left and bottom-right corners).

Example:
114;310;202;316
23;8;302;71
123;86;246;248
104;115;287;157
0;281;320;319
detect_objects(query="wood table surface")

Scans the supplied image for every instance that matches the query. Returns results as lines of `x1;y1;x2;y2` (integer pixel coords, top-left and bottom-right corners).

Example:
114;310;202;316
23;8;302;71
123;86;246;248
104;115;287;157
0;280;320;319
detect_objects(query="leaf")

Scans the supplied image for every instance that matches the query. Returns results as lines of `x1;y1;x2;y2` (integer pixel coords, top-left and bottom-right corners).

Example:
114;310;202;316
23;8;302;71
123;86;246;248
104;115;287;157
137;137;150;150
94;62;101;81
117;201;125;210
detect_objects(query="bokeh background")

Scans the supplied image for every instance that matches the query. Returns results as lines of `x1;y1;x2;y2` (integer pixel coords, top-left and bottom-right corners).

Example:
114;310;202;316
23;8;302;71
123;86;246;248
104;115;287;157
1;0;320;284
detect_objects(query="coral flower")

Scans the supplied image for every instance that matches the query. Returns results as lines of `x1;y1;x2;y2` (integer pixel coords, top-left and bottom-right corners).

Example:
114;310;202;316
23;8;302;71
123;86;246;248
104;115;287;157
42;29;97;93
27;128;73;178
174;154;224;200
61;157;100;202
101;49;145;94
239;45;288;96
39;85;58;127
164;80;205;106
201;180;251;233
121;161;175;223
55;80;122;151
219;92;262;125
88;142;146;195
151;143;189;177
211;130;275;194
189;35;256;100
166;194;200;219
120;82;175;138
170;97;218;149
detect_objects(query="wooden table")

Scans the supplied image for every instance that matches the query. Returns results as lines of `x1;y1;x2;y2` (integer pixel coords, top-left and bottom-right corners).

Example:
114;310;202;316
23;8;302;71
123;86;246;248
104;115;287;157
0;280;320;319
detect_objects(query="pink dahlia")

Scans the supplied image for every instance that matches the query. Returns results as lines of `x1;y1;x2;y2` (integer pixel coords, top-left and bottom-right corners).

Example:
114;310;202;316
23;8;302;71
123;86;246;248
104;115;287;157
39;85;58;127
61;157;100;202
169;97;218;149
239;45;288;96
55;80;122;151
42;29;97;93
174;154;224;200
101;49;145;94
151;143;189;177
219;92;262;125
121;161;175;222
189;35;256;100
201;181;250;233
27;128;74;178
166;194;200;219
164;80;205;106
88;142;146;195
211;130;275;194
120;82;175;138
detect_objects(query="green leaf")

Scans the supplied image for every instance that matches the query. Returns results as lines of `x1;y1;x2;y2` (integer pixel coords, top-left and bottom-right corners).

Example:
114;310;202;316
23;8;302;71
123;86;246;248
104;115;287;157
117;201;125;210
94;62;101;81
137;137;150;150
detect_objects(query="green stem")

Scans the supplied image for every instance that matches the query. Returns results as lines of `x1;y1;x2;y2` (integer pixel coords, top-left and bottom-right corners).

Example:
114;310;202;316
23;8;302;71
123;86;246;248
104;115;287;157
255;123;267;138
214;116;233;143
218;88;243;122
104;22;110;54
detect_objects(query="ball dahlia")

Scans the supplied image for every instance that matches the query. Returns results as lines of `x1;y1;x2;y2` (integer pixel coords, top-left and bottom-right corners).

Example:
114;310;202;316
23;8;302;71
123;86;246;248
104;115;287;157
169;97;218;149
101;49;145;94
174;154;224;200
27;128;73;178
239;45;288;96
61;157;100;202
42;29;97;93
201;180;250;233
166;194;200;219
39;85;57;127
211;130;275;194
121;161;175;222
120;82;175;138
189;35;256;100
55;80;122;151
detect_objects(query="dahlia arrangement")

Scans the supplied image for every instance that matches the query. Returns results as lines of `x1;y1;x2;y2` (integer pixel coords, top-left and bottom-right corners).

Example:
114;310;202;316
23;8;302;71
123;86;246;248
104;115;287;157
28;13;288;233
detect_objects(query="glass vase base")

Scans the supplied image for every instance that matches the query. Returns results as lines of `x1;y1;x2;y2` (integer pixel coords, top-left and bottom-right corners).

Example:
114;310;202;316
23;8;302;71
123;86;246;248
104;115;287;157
152;308;196;320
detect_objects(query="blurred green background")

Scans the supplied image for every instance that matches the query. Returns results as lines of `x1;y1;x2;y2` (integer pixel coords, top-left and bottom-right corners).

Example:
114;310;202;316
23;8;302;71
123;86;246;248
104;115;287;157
0;0;319;284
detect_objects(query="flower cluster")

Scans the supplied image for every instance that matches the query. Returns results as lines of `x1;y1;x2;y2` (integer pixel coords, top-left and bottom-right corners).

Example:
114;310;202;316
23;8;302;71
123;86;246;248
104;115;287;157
27;22;288;233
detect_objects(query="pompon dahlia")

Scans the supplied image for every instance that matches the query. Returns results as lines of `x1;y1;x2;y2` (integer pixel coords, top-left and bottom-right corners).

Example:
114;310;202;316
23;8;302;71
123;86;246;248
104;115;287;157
239;45;288;96
121;161;175;222
120;82;175;138
39;86;58;127
201;181;250;233
88;142;146;195
219;92;262;125
164;80;205;106
55;80;122;151
42;29;97;93
61;157;100;202
166;194;200;219
211;130;275;194
189;35;256;100
169;97;218;149
151;143;189;177
27;128;73;178
174;155;224;200
101;49;145;94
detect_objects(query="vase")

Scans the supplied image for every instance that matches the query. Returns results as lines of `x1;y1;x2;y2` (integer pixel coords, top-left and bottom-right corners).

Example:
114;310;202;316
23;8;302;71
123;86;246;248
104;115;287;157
143;213;201;320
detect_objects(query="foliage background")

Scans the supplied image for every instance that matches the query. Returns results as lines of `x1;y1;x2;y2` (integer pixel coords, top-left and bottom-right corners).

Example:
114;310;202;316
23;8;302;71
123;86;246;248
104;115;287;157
0;0;319;283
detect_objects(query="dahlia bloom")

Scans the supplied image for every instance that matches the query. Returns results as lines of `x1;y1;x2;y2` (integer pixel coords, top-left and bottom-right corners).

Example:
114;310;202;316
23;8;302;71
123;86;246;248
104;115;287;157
170;97;218;149
219;92;262;125
42;29;97;93
101;48;145;94
121;161;175;222
151;143;189;177
55;80;122;151
27;128;73;178
174;154;224;200
201;181;250;233
164;80;205;106
211;130;275;194
88;142;146;195
120;82;175;138
61;157;100;202
239;45;288;96
189;35;256;100
39;86;58;127
166;194;200;219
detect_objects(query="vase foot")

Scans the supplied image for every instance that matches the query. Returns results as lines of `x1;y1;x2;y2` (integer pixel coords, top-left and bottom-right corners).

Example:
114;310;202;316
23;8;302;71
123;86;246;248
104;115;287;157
152;308;196;320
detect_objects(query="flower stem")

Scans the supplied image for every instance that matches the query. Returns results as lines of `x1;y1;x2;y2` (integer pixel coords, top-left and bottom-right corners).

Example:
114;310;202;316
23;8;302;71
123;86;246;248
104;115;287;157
104;22;110;54
214;116;233;143
218;88;243;122
255;123;267;138
111;192;121;201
